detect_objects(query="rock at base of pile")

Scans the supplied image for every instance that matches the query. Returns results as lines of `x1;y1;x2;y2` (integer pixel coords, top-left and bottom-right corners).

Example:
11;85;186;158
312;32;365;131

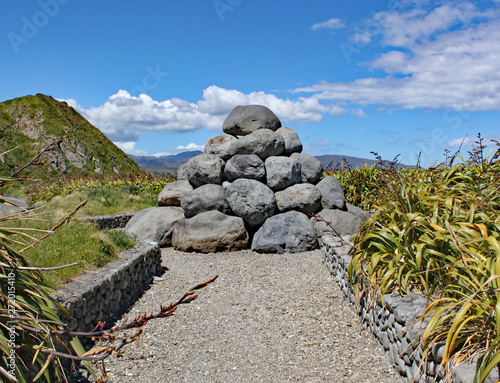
251;211;318;254
225;179;276;226
172;211;249;253
157;180;193;206
125;207;184;246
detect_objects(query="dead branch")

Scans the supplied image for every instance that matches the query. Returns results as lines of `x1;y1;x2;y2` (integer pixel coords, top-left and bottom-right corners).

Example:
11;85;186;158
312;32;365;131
10;135;68;178
11;275;218;365
0;261;79;271
308;213;354;248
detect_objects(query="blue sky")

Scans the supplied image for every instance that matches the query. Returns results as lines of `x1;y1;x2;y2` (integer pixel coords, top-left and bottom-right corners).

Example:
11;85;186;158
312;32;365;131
2;0;500;167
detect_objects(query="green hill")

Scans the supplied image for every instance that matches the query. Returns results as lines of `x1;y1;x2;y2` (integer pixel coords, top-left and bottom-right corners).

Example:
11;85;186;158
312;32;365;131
0;94;144;181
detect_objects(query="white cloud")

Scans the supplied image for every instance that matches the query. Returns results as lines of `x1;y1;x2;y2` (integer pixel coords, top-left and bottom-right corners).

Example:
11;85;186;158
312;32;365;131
447;135;500;148
295;2;500;111
311;18;345;31
176;143;204;151
351;108;367;118
72;86;346;143
114;141;150;156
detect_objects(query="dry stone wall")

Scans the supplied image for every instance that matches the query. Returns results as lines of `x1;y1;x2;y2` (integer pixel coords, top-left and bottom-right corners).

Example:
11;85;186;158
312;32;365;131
321;235;499;383
55;242;162;333
83;213;134;230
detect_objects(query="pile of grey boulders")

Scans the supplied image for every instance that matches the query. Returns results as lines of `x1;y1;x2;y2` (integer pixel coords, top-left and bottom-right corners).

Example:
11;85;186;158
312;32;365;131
125;105;371;253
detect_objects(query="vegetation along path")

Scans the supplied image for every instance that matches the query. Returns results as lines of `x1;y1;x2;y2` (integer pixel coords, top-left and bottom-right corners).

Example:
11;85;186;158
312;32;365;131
80;248;402;383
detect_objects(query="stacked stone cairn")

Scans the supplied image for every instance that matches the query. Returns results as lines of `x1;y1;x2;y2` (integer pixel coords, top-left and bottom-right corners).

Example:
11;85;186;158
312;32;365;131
125;105;371;253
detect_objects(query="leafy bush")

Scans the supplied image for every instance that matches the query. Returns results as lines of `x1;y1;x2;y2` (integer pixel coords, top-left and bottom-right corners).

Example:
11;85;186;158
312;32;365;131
345;138;500;381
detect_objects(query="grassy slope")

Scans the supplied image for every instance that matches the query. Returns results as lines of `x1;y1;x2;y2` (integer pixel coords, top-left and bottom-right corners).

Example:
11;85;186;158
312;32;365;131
0;93;144;181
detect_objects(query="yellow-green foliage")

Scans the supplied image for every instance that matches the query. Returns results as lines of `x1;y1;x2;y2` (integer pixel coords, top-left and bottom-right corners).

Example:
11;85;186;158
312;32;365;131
29;173;173;205
344;144;499;381
0;177;96;382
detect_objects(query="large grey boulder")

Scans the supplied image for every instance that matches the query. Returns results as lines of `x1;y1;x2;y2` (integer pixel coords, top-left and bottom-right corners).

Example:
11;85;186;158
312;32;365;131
311;208;363;237
223;105;281;136
181;184;230;218
265;156;302;191
275;184;321;214
276;127;302;155
125;206;184;246
228;129;285;159
172;211;249;253
224;154;266;182
185;153;225;187
157;180;193;206
291;153;323;184
251;211;318;253
204;134;237;160
225;179;276;226
316;176;347;210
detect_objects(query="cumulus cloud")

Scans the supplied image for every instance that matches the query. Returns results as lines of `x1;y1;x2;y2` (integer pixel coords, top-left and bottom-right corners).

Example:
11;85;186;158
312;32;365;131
447;135;500;148
114;141;150;156
311;18;345;31
70;86;346;144
351;108;367;118
296;2;500;112
176;143;204;151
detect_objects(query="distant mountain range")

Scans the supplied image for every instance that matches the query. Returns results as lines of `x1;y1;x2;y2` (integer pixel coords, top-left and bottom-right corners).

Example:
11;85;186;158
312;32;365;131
131;151;381;173
129;151;204;172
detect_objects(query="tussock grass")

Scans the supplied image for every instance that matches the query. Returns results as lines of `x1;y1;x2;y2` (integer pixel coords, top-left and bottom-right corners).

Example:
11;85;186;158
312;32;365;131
3;174;172;287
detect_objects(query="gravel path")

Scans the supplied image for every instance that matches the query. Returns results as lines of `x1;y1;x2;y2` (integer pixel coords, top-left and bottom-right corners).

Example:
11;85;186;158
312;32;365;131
76;248;402;383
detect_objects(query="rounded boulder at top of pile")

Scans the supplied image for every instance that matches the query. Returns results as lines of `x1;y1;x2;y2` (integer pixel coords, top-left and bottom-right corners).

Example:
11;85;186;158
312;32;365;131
222;105;281;136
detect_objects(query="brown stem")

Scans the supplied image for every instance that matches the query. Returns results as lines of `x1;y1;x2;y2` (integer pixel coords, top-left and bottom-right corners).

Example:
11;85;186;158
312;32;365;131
10;135;68;178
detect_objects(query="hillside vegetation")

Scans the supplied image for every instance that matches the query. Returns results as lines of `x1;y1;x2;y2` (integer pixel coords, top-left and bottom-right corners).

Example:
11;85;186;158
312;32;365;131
329;137;500;381
0;94;144;189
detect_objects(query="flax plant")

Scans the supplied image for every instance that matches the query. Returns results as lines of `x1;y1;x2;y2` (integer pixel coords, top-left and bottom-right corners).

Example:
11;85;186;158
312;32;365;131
0;177;96;382
347;139;500;382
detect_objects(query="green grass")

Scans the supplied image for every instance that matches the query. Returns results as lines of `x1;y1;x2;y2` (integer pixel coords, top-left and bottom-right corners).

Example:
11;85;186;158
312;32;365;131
2;175;173;287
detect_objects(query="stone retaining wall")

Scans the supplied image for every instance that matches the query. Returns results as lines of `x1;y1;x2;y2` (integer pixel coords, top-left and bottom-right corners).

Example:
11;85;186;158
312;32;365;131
83;213;134;230
55;242;162;333
321;234;498;383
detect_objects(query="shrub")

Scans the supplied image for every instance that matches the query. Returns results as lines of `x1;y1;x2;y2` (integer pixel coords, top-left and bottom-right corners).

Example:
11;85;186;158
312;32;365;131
347;138;500;381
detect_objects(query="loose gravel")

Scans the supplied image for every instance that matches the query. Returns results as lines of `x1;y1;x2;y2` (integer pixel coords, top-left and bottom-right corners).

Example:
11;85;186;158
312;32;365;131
73;248;402;383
